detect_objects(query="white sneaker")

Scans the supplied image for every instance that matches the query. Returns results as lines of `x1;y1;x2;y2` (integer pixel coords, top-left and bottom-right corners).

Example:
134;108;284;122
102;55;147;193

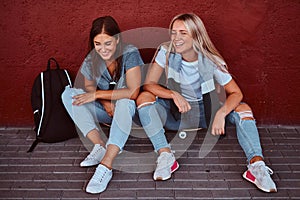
86;164;112;194
80;144;106;167
243;161;277;192
153;152;179;181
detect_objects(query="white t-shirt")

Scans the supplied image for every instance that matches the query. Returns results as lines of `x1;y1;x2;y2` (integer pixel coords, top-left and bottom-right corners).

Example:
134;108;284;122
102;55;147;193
155;46;232;101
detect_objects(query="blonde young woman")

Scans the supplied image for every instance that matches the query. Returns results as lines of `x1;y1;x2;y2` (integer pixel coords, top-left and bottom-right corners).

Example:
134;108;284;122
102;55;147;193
137;13;277;193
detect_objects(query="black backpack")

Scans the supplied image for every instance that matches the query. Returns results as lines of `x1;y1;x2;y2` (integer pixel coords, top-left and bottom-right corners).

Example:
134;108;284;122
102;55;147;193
28;58;77;152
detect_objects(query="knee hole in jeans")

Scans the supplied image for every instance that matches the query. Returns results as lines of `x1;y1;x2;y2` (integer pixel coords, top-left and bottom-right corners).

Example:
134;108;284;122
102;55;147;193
137;101;155;109
235;103;254;120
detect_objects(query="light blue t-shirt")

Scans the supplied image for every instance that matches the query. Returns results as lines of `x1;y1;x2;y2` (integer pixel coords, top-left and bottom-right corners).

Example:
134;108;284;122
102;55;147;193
80;44;144;90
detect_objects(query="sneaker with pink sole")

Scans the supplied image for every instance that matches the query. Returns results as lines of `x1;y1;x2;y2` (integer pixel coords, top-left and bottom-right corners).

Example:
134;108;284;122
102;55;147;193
153;152;179;181
243;161;277;192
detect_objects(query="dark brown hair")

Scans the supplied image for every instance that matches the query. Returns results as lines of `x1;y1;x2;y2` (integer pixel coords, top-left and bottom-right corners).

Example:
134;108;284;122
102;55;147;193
89;16;123;81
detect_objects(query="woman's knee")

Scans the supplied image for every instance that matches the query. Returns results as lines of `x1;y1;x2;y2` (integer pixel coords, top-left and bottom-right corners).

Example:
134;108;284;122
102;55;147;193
234;103;254;120
62;87;85;102
61;87;72;105
136;91;156;108
115;98;136;114
116;98;134;106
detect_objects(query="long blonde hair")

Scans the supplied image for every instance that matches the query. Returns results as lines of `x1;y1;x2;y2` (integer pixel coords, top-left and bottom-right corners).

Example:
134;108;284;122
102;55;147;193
169;13;228;70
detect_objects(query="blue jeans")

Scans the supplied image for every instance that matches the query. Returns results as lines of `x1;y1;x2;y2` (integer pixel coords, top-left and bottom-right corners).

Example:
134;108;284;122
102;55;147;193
226;111;263;162
61;86;138;150
138;97;263;163
138;98;206;151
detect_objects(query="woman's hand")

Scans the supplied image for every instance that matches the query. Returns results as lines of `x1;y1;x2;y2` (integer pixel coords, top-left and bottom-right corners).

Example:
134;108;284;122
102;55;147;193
211;79;243;135
211;110;226;135
171;91;191;113
72;92;96;106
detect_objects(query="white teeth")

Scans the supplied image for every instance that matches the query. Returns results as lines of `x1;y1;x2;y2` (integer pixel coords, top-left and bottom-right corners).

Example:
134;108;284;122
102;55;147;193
175;43;184;46
101;52;109;56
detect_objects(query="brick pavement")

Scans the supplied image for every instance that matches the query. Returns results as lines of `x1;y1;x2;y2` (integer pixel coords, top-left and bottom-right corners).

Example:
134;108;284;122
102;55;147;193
0;126;299;199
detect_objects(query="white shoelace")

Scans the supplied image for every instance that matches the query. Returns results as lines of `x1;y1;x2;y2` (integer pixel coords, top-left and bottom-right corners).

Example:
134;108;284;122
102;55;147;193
85;146;102;161
93;166;109;182
264;166;274;175
255;164;274;179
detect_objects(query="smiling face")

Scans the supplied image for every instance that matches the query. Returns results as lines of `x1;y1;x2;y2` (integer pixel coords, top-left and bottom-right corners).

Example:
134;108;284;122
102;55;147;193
170;20;197;61
93;33;119;62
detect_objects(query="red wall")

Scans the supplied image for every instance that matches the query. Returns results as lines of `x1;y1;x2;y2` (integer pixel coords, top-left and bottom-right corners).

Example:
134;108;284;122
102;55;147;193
0;0;299;126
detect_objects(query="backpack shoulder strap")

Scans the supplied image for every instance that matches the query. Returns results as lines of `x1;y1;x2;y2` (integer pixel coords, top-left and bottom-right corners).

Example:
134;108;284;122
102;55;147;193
63;70;72;87
36;72;45;137
27;138;42;152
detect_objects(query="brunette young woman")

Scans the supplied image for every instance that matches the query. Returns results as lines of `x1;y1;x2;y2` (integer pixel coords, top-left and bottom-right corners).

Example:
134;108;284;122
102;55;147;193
62;16;143;194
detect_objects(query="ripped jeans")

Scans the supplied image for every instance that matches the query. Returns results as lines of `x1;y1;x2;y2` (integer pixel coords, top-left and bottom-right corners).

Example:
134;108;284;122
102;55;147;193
138;97;263;163
226;110;263;162
61;86;138;150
